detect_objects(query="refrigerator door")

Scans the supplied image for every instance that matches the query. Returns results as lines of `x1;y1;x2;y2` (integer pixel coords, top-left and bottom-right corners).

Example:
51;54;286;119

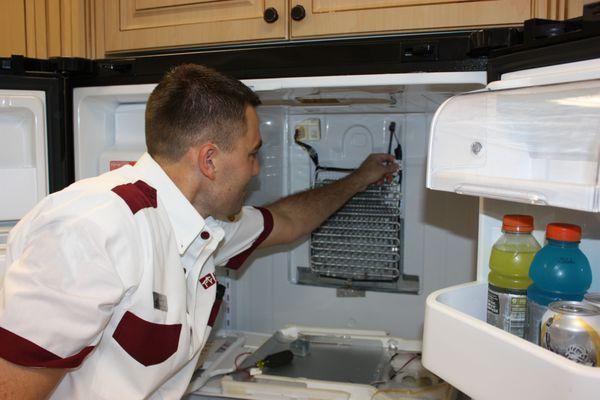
423;8;600;399
0;56;82;278
424;73;600;397
0;58;78;194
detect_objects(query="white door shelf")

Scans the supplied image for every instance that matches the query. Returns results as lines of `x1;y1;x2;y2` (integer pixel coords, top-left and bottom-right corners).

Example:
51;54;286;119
426;78;600;212
422;281;600;400
0;91;47;221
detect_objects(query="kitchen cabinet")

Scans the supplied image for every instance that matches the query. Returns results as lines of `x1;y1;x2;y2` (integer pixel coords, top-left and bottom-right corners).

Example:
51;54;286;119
289;0;587;39
99;0;288;56
0;0;92;58
98;0;587;56
0;2;27;58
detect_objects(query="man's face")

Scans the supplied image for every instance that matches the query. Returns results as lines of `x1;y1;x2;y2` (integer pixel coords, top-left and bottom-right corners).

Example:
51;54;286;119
213;106;262;220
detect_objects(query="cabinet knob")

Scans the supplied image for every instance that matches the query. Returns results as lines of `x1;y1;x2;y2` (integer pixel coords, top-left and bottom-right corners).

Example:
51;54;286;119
263;7;279;23
291;5;306;21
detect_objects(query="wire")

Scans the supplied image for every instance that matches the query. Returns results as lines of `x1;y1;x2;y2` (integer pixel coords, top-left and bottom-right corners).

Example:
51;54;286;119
387;121;396;155
389;353;421;380
234;351;253;370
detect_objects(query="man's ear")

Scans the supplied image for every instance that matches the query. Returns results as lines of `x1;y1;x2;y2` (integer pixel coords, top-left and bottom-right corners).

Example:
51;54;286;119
197;143;218;180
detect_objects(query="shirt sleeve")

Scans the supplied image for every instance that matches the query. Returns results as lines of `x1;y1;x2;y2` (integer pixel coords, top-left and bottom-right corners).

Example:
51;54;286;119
212;206;274;269
0;203;130;369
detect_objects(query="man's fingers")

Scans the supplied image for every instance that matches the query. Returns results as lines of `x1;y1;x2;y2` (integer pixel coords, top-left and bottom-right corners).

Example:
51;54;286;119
371;153;396;164
387;162;399;173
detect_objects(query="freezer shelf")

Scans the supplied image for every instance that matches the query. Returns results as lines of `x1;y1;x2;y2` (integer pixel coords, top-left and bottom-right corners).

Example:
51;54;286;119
422;281;600;400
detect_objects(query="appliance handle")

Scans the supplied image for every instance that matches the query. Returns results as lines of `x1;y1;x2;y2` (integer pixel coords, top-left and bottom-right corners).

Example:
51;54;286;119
454;184;547;205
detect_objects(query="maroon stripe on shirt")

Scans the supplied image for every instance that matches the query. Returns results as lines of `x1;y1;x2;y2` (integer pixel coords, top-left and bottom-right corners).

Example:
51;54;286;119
225;207;274;270
0;326;94;368
111;180;157;214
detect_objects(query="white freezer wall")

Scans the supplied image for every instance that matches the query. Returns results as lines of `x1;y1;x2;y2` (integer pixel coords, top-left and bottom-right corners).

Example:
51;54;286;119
74;84;154;180
224;110;478;340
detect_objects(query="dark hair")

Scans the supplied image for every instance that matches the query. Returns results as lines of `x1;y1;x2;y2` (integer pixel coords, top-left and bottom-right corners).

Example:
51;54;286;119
145;64;261;161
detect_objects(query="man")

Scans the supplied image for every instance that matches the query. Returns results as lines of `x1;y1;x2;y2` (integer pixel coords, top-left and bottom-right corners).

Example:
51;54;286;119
0;64;397;399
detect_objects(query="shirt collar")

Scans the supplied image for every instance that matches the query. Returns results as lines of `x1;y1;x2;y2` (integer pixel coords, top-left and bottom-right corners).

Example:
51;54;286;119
133;153;205;254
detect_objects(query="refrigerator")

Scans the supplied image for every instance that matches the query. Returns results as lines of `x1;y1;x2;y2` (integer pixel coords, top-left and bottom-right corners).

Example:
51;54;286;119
1;3;600;399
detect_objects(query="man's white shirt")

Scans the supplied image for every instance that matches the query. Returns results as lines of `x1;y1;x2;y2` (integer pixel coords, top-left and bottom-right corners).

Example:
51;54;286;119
0;153;273;399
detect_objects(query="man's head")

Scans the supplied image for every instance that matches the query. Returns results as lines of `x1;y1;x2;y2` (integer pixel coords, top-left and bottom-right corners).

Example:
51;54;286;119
146;64;260;161
145;64;262;220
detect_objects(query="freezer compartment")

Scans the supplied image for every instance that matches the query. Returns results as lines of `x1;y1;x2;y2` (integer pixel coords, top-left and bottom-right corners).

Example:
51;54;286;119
427;73;600;212
422;282;600;400
74;75;483;339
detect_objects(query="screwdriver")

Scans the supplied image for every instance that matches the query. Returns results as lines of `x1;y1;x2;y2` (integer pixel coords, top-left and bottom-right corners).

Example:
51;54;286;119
255;350;294;370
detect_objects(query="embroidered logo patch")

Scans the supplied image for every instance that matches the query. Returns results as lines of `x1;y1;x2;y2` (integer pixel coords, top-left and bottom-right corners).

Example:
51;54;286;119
199;273;217;289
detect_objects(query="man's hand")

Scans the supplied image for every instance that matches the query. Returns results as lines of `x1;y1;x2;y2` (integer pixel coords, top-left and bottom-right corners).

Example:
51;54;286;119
259;153;401;248
349;153;399;192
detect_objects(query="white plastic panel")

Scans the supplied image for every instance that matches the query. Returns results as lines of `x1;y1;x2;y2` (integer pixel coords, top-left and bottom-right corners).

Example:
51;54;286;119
423;281;600;400
491;58;600;90
427;79;600;212
244;71;486;92
0;90;47;221
73;84;155;179
227;108;478;340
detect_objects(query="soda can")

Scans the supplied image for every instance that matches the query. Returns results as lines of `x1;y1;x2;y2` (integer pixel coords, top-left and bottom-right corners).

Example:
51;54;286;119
541;301;600;366
583;292;600;308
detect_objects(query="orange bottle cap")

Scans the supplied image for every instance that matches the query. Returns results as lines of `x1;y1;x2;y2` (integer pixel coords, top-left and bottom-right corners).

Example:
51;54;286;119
546;223;581;242
502;214;534;233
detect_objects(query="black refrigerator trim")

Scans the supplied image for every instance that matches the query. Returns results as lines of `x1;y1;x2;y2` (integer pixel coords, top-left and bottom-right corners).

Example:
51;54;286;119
69;31;488;87
486;34;600;82
485;2;600;81
0;73;73;193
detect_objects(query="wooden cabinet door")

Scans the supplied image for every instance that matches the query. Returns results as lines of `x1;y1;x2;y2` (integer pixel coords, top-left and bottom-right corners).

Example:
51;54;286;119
290;0;585;39
102;0;287;54
0;2;27;57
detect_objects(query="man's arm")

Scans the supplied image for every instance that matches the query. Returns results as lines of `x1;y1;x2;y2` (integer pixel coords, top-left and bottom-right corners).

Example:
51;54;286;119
260;153;398;248
0;357;65;400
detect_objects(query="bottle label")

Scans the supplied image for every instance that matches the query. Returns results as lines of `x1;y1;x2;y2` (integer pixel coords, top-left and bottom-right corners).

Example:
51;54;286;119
487;284;528;338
